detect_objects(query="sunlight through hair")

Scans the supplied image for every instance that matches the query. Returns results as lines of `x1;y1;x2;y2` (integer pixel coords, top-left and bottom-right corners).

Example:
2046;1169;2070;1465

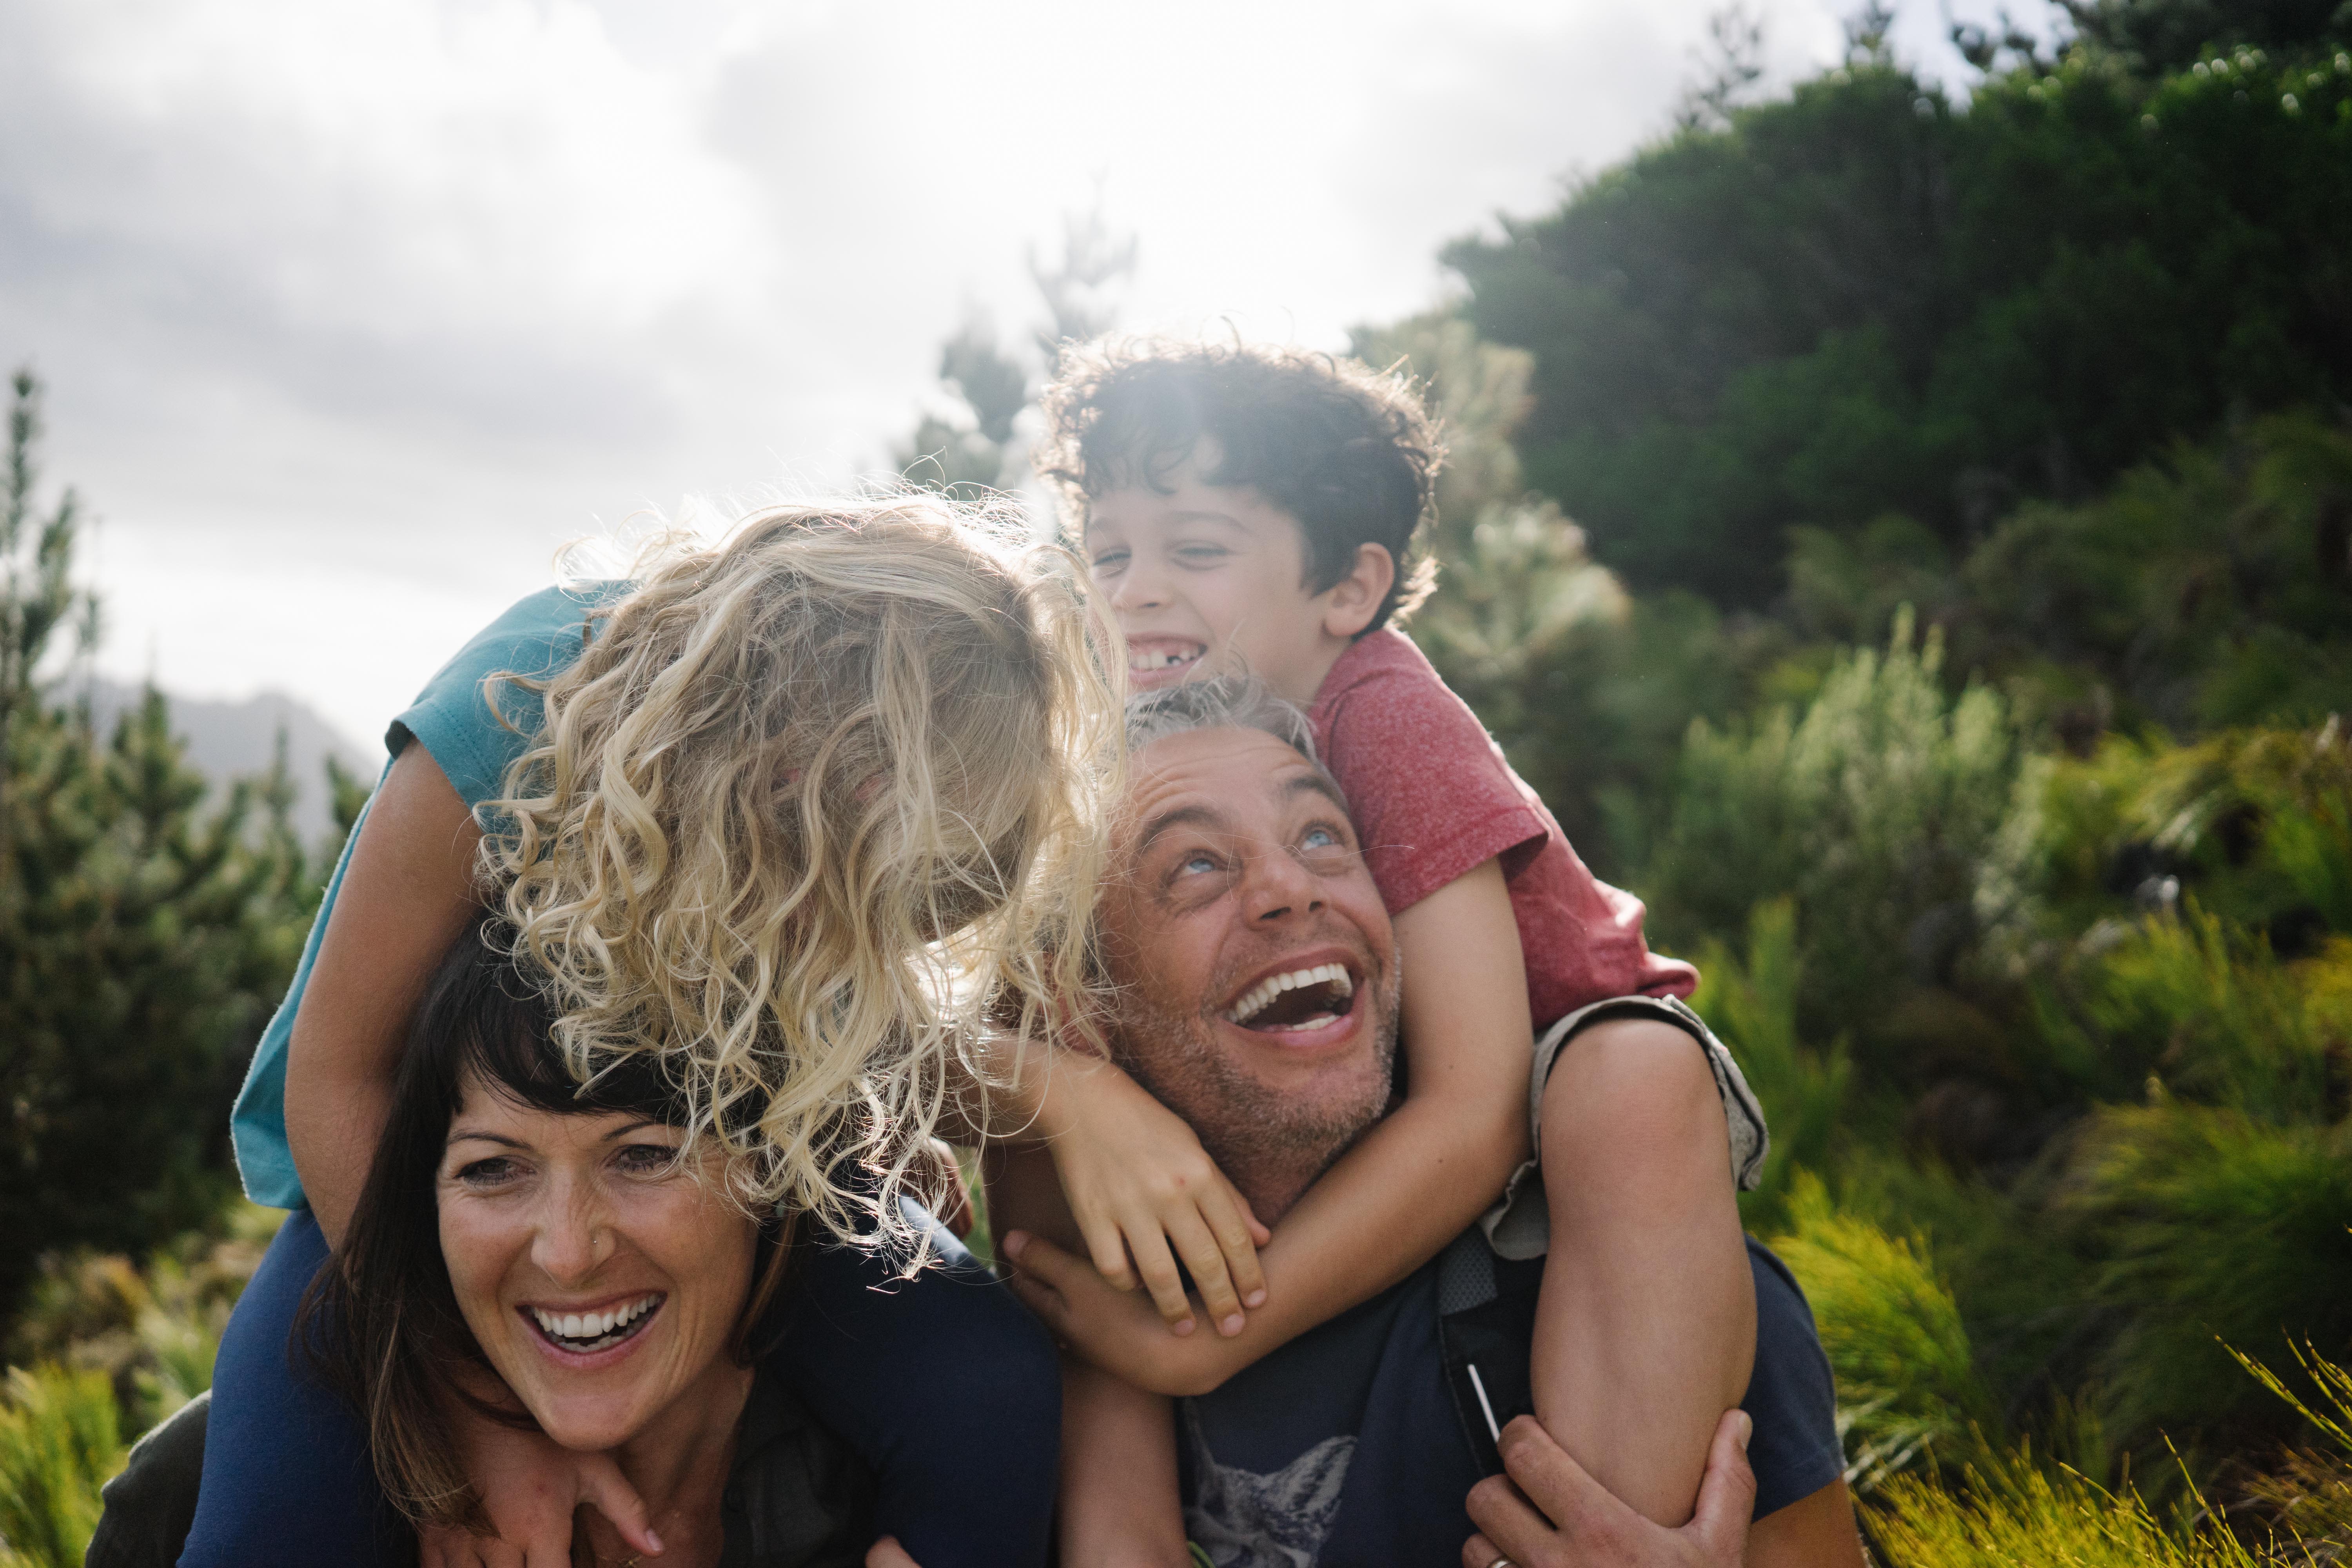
480;493;1122;1258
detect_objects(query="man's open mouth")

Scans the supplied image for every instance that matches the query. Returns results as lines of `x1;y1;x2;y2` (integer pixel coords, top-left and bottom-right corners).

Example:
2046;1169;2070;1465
524;1292;664;1354
1223;963;1357;1033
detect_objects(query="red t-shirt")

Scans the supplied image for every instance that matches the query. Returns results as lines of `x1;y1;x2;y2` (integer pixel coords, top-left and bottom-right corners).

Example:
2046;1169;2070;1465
1306;629;1699;1025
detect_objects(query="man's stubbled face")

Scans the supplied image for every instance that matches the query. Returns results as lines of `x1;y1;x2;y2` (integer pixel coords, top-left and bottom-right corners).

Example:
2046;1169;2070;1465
1100;726;1401;1219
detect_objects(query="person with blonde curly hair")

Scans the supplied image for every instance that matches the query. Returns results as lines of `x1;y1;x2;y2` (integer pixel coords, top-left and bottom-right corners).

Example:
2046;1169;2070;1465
175;495;1123;1568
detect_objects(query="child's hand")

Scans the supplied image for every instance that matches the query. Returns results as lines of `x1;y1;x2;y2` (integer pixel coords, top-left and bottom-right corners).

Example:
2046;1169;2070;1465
999;1230;1253;1397
1042;1060;1271;1337
420;1391;663;1568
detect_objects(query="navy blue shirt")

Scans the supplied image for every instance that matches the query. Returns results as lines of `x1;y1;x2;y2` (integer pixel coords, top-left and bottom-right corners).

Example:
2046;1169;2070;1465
1179;1237;1844;1566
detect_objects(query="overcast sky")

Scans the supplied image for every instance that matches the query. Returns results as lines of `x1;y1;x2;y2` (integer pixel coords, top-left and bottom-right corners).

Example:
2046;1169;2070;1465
1;0;2040;758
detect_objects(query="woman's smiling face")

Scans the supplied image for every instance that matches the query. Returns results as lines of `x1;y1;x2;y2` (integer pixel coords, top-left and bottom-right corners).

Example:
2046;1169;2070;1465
436;1073;756;1452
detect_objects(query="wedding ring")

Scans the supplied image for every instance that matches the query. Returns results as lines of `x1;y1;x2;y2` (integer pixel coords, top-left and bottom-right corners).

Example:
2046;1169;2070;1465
1486;1556;1514;1568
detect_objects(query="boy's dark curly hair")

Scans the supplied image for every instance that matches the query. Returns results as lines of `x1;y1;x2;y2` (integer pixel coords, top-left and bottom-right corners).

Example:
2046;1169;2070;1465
1035;336;1445;635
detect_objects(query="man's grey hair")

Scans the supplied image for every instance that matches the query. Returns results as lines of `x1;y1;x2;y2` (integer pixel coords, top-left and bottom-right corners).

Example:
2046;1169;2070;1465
1123;675;1324;769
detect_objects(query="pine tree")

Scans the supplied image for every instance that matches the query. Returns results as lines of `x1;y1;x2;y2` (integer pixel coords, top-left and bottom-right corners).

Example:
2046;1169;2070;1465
0;370;324;1320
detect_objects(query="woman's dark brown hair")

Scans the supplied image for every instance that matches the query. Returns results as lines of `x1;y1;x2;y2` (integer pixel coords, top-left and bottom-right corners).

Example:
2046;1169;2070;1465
296;920;794;1530
1035;336;1446;635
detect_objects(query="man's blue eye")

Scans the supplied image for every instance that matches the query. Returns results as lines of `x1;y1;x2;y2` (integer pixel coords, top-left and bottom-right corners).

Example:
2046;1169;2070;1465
1302;827;1339;850
1181;853;1218;875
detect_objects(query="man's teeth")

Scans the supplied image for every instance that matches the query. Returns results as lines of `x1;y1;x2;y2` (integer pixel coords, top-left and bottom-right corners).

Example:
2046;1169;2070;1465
1224;963;1355;1025
532;1294;661;1345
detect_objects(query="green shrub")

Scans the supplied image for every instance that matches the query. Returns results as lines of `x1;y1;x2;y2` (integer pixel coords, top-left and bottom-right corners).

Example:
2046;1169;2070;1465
1688;898;1853;1231
2059;1108;2352;1446
1768;1174;1990;1489
1960;416;2352;738
2051;909;2350;1122
9;1200;279;1432
1990;723;2352;955
1647;612;2020;1045
2231;1343;2352;1551
1871;1340;2352;1567
1869;1441;2267;1568
0;1364;121;1568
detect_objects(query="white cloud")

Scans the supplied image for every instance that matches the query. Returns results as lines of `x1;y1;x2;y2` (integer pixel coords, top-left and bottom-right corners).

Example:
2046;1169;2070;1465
1;0;2011;753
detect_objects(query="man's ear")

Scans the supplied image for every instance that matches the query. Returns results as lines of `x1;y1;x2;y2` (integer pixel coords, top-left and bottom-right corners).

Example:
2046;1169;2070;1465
1318;544;1395;641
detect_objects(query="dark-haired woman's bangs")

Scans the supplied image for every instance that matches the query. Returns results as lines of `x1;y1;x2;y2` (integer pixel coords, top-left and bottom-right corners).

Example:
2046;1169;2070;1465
451;934;691;1127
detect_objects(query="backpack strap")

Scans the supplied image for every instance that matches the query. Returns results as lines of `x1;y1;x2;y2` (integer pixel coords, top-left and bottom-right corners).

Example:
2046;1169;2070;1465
1433;1231;1545;1477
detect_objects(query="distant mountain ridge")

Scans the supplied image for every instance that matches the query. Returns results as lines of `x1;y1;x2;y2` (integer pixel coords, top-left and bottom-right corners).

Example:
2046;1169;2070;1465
73;678;377;843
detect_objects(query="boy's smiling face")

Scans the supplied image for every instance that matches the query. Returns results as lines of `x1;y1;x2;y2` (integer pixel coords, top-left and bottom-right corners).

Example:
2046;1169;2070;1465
1085;439;1391;704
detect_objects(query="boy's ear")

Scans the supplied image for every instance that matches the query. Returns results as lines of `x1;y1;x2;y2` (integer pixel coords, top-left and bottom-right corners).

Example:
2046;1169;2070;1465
1319;543;1395;640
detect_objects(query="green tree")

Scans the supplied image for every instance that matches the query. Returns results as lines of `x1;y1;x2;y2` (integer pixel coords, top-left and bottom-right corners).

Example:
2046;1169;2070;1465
1353;312;1779;879
0;370;324;1320
2063;0;2352;72
1445;30;2352;605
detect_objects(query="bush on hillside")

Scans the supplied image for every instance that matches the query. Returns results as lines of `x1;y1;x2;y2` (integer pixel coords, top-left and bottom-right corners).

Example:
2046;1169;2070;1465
2058;1108;2352;1446
1645;614;2019;1045
1767;1175;1990;1490
1688;898;1853;1230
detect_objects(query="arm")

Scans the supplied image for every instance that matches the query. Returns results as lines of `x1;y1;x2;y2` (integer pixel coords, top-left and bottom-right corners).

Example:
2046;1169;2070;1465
980;1034;1272;1337
988;1145;1189;1568
282;743;481;1245
1054;1358;1188;1568
1531;1018;1755;1524
1748;1479;1865;1568
1461;1412;1759;1568
1012;859;1532;1396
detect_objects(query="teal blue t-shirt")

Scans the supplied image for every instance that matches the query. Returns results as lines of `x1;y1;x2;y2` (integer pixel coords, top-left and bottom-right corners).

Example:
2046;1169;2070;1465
230;583;626;1208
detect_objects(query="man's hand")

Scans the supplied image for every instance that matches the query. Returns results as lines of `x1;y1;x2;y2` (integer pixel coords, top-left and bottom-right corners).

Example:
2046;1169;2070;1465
1462;1410;1755;1568
999;1231;1252;1397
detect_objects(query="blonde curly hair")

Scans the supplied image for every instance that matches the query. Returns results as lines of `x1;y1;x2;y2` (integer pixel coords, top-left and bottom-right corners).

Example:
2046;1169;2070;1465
481;494;1120;1250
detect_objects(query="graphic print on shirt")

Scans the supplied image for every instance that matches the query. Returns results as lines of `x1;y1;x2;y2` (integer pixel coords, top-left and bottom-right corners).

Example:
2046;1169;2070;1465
1182;1403;1354;1568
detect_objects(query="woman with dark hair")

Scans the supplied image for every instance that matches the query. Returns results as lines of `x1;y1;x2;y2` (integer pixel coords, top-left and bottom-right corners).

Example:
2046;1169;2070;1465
310;921;875;1564
97;920;889;1566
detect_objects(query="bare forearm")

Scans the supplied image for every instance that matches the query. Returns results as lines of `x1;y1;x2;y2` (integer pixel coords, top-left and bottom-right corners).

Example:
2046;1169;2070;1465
1056;1360;1188;1568
285;1069;396;1245
954;1033;1108;1149
1251;1092;1524;1336
1105;1092;1525;1395
282;745;482;1245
